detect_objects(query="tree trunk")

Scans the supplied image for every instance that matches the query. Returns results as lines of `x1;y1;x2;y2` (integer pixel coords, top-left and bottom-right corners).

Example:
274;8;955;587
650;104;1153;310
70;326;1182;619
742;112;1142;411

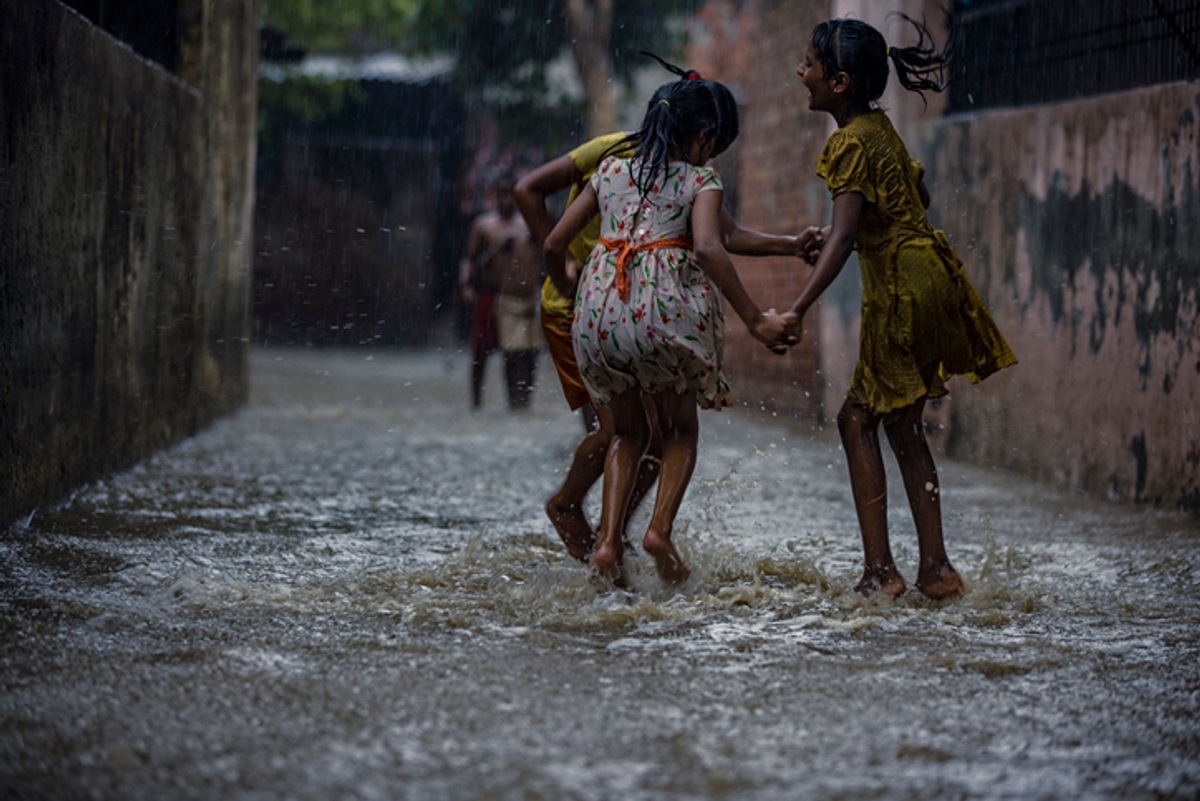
562;0;617;138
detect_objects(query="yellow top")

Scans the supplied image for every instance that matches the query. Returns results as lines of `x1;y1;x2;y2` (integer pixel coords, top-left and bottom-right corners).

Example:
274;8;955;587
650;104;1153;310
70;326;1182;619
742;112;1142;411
818;111;1016;415
540;132;637;317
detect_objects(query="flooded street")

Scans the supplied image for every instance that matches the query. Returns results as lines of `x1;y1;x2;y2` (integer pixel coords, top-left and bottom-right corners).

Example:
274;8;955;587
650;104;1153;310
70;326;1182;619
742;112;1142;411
3;347;1198;800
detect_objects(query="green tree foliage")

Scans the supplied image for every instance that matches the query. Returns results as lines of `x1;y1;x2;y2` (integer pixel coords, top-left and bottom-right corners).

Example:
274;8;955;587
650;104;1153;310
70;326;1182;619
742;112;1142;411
261;0;423;54
262;0;702;134
405;0;699;86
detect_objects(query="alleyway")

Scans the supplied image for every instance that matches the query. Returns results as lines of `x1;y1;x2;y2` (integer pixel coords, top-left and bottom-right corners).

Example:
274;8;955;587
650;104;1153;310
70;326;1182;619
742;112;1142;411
2;347;1198;800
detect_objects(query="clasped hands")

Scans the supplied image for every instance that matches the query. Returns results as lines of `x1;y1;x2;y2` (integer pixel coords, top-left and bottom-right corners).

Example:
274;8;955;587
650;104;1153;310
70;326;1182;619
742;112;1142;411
752;309;803;355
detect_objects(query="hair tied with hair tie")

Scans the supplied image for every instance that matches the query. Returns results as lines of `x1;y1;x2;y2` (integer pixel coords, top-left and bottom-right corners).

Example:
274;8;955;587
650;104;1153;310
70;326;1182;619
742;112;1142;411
659;99;670;107
885;44;892;58
640;51;703;82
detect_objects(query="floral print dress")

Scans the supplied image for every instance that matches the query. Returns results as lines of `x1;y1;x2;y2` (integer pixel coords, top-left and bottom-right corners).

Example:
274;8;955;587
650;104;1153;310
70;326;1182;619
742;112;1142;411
572;156;730;409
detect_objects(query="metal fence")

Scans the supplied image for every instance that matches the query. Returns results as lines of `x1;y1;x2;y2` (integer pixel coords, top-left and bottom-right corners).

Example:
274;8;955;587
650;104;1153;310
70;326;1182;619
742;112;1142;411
948;0;1200;112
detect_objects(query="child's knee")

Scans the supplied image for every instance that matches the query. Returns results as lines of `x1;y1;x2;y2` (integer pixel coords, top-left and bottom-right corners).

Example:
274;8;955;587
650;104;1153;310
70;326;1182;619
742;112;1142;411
837;403;869;440
884;411;925;450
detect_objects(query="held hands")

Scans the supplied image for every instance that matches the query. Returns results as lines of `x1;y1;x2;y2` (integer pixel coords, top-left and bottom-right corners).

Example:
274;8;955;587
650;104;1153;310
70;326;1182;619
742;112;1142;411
793;226;828;265
783;310;803;345
751;309;799;355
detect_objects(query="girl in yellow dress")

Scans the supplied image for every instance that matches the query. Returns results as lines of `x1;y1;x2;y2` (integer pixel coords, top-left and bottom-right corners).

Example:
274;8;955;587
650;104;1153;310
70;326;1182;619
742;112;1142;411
788;16;1017;599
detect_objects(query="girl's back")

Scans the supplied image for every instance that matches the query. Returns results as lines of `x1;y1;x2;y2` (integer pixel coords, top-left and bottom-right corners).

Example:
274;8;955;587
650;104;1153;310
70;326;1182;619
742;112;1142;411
593;156;718;244
574;155;730;409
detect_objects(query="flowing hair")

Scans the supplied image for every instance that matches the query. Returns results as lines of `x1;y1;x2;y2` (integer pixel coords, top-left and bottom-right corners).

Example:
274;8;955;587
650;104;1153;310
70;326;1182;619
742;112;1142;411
810;14;954;105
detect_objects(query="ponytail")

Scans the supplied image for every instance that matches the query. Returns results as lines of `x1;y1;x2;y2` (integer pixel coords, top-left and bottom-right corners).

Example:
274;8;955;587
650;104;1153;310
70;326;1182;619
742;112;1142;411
811;14;953;106
886;13;953;97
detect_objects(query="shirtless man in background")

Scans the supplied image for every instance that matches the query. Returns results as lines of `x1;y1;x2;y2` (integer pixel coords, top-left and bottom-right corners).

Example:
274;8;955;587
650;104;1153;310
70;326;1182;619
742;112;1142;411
459;175;542;409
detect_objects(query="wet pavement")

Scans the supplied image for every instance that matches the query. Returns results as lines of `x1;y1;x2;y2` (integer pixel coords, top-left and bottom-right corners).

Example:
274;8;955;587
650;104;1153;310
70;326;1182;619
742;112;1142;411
2;346;1198;800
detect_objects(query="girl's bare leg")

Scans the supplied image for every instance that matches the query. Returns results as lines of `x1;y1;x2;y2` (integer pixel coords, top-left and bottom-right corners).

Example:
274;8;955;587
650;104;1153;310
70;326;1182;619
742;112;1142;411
884;400;963;599
592;388;652;581
547;400;662;562
641;391;698;584
546;403;608;561
838;400;906;597
625;399;663;532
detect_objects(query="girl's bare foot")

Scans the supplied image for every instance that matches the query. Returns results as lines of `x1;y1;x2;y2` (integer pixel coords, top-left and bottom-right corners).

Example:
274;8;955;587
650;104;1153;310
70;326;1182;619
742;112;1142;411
591;541;624;580
854;564;906;598
545;497;595;562
642;529;690;584
916;562;963;599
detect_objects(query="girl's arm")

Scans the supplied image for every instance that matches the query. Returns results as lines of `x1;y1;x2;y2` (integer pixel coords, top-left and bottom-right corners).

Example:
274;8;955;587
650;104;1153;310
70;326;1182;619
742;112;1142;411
786;192;864;320
719;206;824;263
693;190;790;352
514;153;581;245
543;183;599;300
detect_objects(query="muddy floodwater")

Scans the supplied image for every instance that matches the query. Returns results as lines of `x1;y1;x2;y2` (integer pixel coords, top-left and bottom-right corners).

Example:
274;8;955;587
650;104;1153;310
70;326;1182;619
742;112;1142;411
2;347;1198;800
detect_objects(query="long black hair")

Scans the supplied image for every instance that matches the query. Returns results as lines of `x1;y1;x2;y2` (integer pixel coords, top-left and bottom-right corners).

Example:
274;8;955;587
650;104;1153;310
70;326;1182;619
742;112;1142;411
607;53;739;199
809;14;952;106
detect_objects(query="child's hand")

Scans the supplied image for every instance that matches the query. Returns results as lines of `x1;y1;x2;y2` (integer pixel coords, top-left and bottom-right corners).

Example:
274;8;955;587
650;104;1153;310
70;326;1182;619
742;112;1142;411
550;257;581;301
782;310;803;345
751;309;793;354
794;226;828;265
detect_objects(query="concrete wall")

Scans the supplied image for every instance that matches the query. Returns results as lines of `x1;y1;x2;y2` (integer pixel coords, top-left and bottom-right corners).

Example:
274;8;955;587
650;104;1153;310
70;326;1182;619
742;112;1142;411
690;0;1200;511
921;84;1200;509
0;0;259;529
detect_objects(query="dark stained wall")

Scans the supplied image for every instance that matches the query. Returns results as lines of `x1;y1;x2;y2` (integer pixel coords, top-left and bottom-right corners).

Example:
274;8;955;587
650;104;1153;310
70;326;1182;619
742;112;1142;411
0;0;259;529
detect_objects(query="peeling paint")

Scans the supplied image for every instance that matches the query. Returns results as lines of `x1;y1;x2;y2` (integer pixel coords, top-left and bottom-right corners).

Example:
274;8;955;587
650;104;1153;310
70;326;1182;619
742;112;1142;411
1019;166;1200;389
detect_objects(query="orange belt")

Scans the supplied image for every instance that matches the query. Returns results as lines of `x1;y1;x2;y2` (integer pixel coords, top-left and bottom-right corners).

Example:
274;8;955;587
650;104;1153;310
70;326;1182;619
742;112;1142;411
597;235;693;301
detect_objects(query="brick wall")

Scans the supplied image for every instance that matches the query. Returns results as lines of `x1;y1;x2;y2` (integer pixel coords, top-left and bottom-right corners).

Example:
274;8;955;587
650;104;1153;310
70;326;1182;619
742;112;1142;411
688;0;831;417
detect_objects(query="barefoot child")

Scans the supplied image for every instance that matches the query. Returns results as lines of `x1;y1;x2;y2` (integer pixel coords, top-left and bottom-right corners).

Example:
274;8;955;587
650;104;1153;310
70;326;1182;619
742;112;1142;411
517;60;821;565
543;75;797;584
788;16;1017;599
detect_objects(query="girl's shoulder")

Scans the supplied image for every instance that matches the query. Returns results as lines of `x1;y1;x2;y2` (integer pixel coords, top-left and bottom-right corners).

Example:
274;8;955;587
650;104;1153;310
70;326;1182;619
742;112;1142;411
597;154;632;172
820;111;905;168
591;155;633;188
680;162;723;193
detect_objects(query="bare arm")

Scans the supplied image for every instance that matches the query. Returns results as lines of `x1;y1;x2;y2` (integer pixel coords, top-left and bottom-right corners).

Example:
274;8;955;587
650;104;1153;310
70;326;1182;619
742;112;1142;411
514;154;581;245
786;192;864;320
693;191;790;352
719;206;823;262
543;183;599;300
458;218;486;302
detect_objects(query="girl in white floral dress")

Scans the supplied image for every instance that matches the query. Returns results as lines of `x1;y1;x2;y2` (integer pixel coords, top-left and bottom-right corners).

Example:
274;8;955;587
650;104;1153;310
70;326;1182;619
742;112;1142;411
544;76;797;585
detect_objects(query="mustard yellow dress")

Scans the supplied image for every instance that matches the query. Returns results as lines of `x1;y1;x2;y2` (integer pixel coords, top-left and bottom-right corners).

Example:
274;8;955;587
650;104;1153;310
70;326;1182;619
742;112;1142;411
818;110;1017;416
539;132;637;319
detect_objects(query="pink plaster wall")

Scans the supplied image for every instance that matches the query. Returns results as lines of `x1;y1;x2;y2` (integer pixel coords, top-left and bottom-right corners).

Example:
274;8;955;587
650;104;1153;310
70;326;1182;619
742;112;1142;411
917;84;1200;509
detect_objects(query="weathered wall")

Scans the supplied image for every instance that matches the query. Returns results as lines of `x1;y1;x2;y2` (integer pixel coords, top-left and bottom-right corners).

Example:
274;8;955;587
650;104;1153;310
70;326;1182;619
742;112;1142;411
693;0;1199;511
921;85;1200;509
0;0;258;529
